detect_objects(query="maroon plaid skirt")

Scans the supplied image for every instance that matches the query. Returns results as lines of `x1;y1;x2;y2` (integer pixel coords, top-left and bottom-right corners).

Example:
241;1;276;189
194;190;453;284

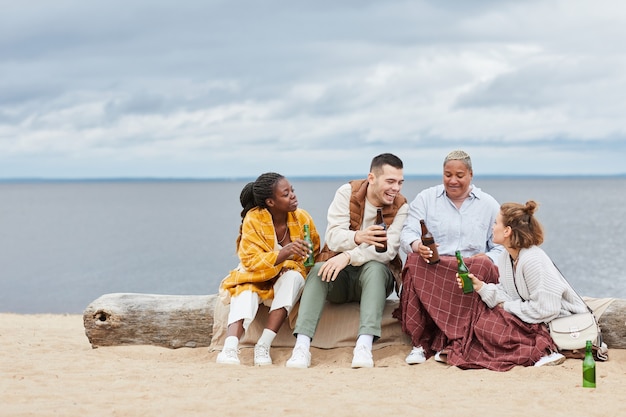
396;253;556;371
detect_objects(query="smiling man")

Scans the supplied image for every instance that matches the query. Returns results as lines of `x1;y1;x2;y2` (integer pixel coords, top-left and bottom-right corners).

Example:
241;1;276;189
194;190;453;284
286;153;408;369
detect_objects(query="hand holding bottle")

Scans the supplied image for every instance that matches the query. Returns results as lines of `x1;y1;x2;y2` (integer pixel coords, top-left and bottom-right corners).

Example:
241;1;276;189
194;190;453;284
354;224;387;250
278;239;312;263
417;242;438;263
455;250;474;293
456;272;484;292
419;219;439;264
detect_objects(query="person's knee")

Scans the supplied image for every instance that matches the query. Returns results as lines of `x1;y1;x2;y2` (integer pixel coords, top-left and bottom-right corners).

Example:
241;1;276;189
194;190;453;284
359;262;394;296
300;263;331;302
359;261;391;283
360;260;387;273
278;270;305;289
305;262;323;279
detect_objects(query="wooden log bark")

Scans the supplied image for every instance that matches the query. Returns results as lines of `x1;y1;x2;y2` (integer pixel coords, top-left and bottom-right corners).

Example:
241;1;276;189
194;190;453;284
83;293;217;349
83;293;626;350
598;298;626;350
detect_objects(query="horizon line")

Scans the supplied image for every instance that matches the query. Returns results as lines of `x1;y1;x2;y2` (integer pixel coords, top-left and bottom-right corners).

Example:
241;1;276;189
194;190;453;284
1;173;625;183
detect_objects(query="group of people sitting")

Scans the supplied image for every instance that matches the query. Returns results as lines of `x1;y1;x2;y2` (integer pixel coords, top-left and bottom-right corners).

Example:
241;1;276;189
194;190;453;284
217;150;589;371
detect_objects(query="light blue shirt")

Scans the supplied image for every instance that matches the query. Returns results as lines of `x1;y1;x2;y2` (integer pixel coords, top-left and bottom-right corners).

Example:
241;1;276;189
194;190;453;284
400;184;503;263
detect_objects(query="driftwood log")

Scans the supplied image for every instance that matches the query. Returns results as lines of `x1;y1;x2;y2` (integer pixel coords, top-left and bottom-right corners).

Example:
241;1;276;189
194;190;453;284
83;293;217;349
599;298;626;349
83;293;626;350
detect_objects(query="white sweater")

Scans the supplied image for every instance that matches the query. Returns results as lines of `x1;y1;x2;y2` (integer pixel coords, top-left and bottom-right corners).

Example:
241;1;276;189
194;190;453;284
477;246;588;323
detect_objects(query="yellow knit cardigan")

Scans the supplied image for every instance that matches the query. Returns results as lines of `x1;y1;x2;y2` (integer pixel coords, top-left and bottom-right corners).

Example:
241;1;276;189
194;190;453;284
219;207;320;302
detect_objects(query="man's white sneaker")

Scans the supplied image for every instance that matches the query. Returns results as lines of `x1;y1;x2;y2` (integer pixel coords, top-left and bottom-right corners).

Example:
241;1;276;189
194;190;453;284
254;343;272;366
216;347;240;365
351;345;374;368
534;352;566;367
286;345;311;369
405;346;426;365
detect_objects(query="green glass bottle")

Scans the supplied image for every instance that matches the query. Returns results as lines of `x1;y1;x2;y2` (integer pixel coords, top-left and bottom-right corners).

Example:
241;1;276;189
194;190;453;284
303;224;315;267
455;250;473;294
583;340;596;388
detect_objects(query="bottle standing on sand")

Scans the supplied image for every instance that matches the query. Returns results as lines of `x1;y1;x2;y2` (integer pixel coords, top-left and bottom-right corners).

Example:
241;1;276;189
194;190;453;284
455;250;473;294
375;208;387;253
420;219;440;264
583;340;596;388
303;224;315;267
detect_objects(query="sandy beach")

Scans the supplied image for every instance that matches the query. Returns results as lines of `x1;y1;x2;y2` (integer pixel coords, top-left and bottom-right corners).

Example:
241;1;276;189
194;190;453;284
1;313;623;417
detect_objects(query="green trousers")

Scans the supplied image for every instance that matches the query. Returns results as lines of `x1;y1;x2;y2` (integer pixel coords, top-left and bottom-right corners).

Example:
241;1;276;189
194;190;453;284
293;260;395;340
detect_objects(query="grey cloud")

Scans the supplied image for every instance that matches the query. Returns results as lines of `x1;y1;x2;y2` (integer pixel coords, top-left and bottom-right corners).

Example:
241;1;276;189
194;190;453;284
455;56;624;111
1;0;626;177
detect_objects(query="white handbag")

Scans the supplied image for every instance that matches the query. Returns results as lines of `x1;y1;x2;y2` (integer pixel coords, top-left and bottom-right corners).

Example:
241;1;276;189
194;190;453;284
548;311;599;351
512;256;607;360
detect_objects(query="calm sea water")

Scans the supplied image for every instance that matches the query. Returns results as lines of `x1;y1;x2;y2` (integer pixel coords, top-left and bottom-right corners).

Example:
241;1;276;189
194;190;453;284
1;177;625;314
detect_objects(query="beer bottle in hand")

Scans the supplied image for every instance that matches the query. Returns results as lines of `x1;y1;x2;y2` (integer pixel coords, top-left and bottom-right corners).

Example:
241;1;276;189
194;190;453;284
420;219;440;264
303;224;315;267
455;250;473;293
583;340;596;388
375;208;387;253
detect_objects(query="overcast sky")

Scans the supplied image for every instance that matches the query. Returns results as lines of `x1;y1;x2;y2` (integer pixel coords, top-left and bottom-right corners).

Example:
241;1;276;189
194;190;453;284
2;0;625;179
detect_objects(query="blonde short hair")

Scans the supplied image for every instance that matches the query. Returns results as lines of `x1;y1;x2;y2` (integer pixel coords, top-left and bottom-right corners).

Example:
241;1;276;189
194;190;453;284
443;150;472;171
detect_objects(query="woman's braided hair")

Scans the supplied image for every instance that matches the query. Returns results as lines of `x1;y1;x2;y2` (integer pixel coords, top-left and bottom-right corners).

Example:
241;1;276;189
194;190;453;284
236;172;285;249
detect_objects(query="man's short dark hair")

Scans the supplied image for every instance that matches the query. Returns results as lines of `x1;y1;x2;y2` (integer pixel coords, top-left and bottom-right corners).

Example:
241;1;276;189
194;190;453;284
370;153;403;173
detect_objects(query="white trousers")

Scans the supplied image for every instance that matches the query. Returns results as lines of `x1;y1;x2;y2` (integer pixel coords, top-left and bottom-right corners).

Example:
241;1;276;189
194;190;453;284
227;270;305;330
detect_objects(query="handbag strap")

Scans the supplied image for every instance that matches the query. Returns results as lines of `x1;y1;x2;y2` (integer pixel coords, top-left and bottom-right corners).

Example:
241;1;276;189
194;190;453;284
510;255;526;302
549;261;595;315
509;254;593;315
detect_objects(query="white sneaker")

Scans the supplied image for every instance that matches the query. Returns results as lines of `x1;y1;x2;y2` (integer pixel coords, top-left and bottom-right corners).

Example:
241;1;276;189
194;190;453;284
286;345;311;369
534;352;566;367
351;345;374;368
216;347;240;365
254;343;272;366
434;351;447;363
405;346;426;365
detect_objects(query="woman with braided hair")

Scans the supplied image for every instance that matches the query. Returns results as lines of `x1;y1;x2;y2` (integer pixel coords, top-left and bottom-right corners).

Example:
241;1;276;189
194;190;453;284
217;172;321;366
